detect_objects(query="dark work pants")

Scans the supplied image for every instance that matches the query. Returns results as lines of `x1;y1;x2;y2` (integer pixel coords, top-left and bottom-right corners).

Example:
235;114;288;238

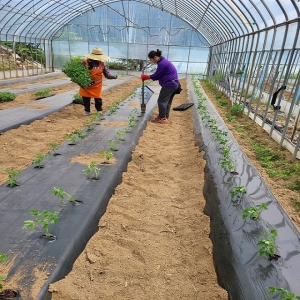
157;86;179;119
83;97;102;112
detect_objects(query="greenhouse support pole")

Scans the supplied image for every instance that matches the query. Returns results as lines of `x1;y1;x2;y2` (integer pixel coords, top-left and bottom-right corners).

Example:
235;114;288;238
141;66;146;113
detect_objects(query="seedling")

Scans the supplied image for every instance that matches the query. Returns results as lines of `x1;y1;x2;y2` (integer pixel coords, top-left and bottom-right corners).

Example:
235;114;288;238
220;157;235;171
83;161;101;179
82;117;94;131
221;145;230;157
0;253;8;291
1;168;21;187
116;129;125;141
32;153;47;168
51;187;77;205
108;138;118;151
23;209;59;238
64;130;85;144
108;104;117;115
74;130;86;139
99;150;114;163
242;203;268;220
128;115;138;127
230;186;246;198
268;286;300;300
258;229;279;260
86;123;94;131
48;142;60;155
91;112;103;120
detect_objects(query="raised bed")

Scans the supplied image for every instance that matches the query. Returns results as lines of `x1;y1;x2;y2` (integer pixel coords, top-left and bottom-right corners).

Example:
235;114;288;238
0;88;159;300
188;77;300;300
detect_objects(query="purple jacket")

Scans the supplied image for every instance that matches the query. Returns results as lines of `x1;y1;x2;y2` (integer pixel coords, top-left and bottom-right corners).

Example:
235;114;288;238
150;57;178;87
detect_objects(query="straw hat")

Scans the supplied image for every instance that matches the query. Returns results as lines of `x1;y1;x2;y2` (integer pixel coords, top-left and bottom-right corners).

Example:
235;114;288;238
85;47;110;61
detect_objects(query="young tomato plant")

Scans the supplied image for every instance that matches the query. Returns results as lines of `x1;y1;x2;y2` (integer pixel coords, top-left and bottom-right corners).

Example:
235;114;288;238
51;187;77;205
108;104;117;115
258;229;279;260
65;130;86;144
0;253;8;291
128;114;138;128
1;168;21;187
230;186;246;199
48;142;60;156
83;161;101;179
23;210;59;238
242;203;268;220
116;129;125;141
32;153;47;168
83;119;94;131
108;138;118;151
268;286;300;300
91;111;103;120
99;150;114;164
221;157;235;171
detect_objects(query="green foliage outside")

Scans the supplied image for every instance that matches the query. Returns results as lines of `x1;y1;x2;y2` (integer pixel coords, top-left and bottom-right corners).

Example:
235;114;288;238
108;58;154;71
0;41;45;65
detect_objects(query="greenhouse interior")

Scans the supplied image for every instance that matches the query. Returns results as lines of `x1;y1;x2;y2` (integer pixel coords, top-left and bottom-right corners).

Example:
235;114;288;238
1;0;300;299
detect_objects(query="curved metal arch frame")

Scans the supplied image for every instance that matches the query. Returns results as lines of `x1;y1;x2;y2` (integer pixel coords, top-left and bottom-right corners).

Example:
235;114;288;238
0;0;259;44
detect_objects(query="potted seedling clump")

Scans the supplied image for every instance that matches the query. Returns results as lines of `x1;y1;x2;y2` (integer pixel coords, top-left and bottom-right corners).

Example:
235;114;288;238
0;91;16;102
51;187;81;205
258;229;280;261
1;168;21;187
243;203;268;220
62;57;93;88
83;161;101;180
32;89;54;100
72;93;84;105
23;210;59;240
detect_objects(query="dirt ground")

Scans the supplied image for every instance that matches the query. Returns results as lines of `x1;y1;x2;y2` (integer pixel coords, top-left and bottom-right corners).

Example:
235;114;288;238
1;73;300;299
0;75;228;299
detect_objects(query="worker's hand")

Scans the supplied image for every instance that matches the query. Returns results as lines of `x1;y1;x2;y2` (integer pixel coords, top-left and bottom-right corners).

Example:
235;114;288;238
141;74;150;81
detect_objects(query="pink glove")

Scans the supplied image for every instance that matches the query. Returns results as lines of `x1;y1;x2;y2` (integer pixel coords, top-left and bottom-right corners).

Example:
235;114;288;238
141;74;150;81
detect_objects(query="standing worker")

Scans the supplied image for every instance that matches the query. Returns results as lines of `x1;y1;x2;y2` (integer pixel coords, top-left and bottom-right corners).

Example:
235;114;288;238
141;49;180;124
80;47;118;116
